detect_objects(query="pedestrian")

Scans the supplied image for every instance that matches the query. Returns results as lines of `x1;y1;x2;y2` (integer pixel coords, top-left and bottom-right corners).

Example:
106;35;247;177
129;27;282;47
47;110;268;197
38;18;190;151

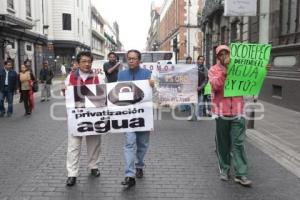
104;51;122;83
24;59;32;72
65;51;102;187
189;55;208;120
70;60;79;72
39;60;54;102
59;63;67;96
118;49;154;188
0;59;18;117
208;45;252;186
196;55;208;117
185;56;192;64
19;64;36;116
61;63;66;77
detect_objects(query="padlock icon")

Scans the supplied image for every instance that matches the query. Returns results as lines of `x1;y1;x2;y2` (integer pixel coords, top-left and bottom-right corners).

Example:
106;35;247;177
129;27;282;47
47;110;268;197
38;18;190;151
118;86;134;101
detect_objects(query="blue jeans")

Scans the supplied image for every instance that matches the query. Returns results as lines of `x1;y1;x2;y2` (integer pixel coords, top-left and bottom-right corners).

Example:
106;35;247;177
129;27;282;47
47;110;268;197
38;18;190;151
0;87;14;115
198;93;204;117
179;104;191;112
124;131;150;177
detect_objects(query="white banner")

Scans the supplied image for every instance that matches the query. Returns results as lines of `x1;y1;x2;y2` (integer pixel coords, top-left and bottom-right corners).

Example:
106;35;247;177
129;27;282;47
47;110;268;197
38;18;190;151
224;0;257;16
91;60;106;83
66;80;153;136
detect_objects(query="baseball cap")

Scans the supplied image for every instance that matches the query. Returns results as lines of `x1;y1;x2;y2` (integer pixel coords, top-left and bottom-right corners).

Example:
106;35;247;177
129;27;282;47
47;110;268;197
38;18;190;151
216;45;230;55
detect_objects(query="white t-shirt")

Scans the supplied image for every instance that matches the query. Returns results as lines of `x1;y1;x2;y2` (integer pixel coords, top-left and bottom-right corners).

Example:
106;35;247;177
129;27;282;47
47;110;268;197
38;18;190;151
5;69;9;85
61;65;66;75
64;70;103;87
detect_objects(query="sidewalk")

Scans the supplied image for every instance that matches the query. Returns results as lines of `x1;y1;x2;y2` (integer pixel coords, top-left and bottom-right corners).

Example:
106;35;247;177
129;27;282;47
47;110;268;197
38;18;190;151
247;100;300;178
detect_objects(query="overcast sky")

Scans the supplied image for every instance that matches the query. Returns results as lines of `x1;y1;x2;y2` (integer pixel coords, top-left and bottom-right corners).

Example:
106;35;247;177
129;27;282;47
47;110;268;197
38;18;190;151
92;0;164;51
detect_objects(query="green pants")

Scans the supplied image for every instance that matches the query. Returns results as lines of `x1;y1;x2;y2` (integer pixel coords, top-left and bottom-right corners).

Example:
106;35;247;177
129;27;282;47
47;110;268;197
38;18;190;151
215;117;248;176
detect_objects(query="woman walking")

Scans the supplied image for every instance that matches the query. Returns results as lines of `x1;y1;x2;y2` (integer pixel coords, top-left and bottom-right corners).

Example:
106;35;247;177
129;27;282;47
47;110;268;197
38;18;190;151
19;64;36;115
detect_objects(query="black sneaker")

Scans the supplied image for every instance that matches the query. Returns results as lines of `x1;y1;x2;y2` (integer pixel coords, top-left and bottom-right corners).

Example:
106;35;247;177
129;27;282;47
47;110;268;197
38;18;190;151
121;177;136;187
234;176;252;187
136;168;143;178
91;169;100;177
66;177;76;186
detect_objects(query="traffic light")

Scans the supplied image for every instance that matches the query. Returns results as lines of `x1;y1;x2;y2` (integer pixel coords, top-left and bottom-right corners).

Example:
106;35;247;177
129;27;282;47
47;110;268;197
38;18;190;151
173;37;178;52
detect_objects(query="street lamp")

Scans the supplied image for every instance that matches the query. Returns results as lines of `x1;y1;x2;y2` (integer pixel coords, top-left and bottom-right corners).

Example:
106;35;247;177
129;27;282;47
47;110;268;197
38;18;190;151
152;42;159;51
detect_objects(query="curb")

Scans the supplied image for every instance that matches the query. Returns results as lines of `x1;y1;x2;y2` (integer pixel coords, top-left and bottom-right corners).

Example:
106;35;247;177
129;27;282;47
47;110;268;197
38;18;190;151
247;129;300;178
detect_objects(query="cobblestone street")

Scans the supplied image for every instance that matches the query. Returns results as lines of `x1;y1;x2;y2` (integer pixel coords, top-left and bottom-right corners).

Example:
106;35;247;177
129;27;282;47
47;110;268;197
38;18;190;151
0;92;300;200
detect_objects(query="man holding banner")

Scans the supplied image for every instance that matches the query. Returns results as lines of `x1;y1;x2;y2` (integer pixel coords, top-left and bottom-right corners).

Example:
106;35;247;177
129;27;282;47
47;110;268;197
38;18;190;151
209;43;271;187
65;51;102;187
118;49;154;188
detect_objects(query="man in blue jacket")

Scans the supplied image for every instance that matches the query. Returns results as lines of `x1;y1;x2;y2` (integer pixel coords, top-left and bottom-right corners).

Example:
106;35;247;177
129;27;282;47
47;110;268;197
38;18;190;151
118;49;154;187
0;60;18;117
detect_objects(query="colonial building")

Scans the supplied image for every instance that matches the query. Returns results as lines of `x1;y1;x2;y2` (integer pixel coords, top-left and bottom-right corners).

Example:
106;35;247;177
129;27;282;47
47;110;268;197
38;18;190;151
199;0;300;111
146;2;160;51
91;5;106;60
154;0;203;62
261;0;300;111
46;0;92;74
0;0;124;75
199;0;250;67
103;23;118;56
0;0;48;75
113;22;123;52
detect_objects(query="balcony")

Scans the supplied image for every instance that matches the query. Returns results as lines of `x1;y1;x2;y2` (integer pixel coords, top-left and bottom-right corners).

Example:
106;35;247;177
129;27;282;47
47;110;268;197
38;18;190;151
0;14;33;29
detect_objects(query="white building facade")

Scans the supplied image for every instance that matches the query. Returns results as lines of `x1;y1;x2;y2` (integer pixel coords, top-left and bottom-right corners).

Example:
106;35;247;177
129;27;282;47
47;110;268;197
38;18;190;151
0;0;48;74
45;0;92;74
90;5;106;60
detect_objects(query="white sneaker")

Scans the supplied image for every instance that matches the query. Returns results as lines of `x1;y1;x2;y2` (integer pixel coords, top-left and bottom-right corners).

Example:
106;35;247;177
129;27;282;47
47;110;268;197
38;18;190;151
234;176;252;187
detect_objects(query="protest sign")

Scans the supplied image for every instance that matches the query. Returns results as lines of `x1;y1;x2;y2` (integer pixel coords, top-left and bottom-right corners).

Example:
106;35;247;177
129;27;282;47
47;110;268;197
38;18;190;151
224;43;271;97
91;60;106;83
66;80;153;136
157;64;198;107
204;82;211;95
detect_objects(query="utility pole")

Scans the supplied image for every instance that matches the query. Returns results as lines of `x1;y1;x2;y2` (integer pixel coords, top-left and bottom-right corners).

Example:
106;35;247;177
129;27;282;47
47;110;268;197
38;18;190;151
173;37;178;64
187;0;191;57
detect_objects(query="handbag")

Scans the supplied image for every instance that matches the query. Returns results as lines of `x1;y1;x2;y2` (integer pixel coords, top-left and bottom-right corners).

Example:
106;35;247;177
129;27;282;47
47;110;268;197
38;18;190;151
32;81;39;92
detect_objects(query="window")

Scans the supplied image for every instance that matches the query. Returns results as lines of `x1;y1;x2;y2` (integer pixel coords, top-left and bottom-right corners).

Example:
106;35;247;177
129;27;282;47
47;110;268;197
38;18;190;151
230;21;238;42
221;26;226;44
7;0;14;9
26;45;32;51
92;37;102;51
272;85;282;98
26;0;31;17
77;18;80;34
279;0;300;44
62;13;71;30
280;0;299;35
273;56;297;67
82;21;84;36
